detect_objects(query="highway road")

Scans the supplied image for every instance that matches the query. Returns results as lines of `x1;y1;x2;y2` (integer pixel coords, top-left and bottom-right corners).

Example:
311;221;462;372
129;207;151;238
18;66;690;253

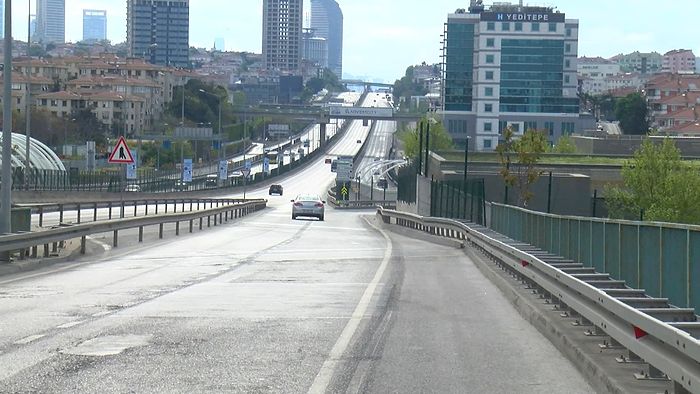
352;93;399;200
0;93;593;393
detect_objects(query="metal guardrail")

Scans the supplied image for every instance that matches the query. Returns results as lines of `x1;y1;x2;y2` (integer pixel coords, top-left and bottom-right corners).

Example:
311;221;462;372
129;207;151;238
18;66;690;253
1;199;267;258
376;207;700;393
15;198;250;228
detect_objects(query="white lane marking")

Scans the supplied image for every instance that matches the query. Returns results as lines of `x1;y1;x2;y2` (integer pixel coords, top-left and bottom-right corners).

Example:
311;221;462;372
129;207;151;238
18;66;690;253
87;236;112;252
14;334;45;345
307;217;393;394
56;321;84;329
92;311;110;317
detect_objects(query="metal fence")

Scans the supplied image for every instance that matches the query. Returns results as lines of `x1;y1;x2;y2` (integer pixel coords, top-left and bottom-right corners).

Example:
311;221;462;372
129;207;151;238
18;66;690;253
490;203;700;314
430;179;486;225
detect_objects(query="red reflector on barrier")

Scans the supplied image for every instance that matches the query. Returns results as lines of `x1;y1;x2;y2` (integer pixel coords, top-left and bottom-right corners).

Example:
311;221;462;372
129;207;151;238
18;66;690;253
521;260;529;267
633;326;648;339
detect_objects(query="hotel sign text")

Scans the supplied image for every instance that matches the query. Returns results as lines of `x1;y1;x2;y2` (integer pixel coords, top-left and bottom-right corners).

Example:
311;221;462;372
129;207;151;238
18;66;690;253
481;12;565;23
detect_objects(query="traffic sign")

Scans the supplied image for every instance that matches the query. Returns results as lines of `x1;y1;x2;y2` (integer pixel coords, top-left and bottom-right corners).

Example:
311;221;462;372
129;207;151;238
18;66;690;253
182;159;193;182
126;163;137;180
108;136;134;164
337;181;350;201
218;160;228;180
241;168;251;178
263;157;270;173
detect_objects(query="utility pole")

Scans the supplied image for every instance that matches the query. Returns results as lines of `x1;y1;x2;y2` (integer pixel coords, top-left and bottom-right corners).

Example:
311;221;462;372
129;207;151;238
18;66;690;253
24;0;31;190
1;0;14;256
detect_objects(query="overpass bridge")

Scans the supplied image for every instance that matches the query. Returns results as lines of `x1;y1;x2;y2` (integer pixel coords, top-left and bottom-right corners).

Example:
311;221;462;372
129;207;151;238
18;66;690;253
340;79;394;91
230;105;421;123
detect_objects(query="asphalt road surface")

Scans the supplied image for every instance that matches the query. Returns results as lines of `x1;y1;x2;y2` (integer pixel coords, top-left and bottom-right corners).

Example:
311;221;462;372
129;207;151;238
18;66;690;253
0;93;593;393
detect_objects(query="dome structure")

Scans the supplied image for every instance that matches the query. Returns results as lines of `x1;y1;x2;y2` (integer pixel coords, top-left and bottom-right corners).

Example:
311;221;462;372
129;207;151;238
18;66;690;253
0;132;66;171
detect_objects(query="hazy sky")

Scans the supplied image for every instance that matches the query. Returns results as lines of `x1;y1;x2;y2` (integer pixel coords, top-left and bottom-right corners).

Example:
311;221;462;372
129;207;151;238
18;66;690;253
7;0;700;82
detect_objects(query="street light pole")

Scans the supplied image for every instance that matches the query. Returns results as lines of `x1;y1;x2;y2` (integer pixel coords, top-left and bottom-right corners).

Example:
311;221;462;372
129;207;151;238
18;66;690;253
1;0;14;252
24;0;31;190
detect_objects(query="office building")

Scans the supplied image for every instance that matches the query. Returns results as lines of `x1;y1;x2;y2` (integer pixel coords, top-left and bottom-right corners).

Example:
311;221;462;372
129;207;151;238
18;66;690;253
30;15;37;40
310;0;343;78
36;0;65;44
127;0;190;68
441;1;589;150
302;28;328;70
262;0;303;73
83;10;107;42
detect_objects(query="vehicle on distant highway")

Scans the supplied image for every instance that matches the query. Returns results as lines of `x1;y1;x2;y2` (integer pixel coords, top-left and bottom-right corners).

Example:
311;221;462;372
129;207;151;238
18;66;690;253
325;158;332;164
174;180;188;191
269;184;283;196
356;139;362;144
205;174;218;187
266;151;279;165
291;194;325;221
124;184;141;192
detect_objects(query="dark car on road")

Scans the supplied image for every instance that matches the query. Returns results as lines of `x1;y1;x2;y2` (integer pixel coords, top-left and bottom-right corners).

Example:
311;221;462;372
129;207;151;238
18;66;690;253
269;184;283;195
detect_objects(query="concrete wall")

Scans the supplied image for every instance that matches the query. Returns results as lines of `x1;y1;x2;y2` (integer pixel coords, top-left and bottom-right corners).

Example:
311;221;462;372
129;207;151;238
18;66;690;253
438;171;592;217
416;176;432;216
572;135;700;156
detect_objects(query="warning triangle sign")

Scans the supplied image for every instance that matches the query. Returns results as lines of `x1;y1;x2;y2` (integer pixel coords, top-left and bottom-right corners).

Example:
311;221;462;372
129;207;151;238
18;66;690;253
108;136;135;164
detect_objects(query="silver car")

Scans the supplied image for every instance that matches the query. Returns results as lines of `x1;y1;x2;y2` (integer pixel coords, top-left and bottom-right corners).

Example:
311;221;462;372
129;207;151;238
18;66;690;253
291;194;325;221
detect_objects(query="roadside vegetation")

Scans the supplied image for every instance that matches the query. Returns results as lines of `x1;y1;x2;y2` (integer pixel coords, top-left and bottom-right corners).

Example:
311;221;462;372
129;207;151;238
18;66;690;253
397;117;454;159
605;138;700;224
495;128;548;207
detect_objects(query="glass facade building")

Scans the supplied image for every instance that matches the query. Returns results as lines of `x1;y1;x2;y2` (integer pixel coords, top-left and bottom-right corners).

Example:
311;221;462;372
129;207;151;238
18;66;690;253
83;10;107;42
36;0;65;44
443;21;474;112
441;4;589;151
310;0;343;78
127;0;190;68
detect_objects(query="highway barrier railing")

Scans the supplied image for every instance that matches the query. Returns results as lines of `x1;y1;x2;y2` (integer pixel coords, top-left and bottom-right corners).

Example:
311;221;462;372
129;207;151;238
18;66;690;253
490;203;700;315
15;198;250;228
0;199;267;260
376;206;700;393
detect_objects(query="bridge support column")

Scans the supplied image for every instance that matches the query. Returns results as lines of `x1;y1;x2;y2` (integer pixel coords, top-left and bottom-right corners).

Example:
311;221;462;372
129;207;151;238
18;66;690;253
319;123;327;148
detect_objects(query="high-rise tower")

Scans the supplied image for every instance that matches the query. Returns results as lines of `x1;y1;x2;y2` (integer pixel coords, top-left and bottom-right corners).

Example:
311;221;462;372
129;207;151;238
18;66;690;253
262;0;303;73
310;0;343;78
127;0;190;67
36;0;65;44
83;10;107;42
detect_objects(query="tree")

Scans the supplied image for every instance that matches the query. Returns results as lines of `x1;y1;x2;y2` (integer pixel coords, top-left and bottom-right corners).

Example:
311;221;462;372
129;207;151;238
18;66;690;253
615;92;649;134
392;66;429;110
605;138;700;224
398;117;453;158
496;128;548;207
549;135;577;154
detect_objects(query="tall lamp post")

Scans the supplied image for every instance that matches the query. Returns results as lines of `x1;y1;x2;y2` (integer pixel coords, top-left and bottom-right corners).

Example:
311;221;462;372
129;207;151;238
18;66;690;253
1;0;13;253
24;0;31;190
198;89;223;161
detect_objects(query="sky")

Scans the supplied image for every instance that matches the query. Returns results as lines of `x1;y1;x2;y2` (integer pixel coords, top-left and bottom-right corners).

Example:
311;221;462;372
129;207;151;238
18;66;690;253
7;0;700;82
